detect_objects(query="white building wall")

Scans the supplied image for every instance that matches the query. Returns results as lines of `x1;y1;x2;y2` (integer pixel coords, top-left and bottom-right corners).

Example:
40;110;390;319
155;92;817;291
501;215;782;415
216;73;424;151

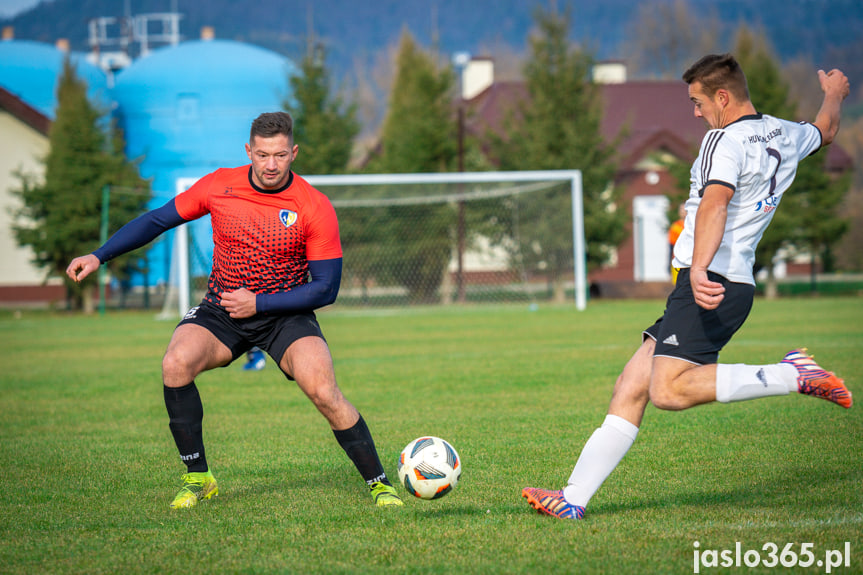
0;111;52;285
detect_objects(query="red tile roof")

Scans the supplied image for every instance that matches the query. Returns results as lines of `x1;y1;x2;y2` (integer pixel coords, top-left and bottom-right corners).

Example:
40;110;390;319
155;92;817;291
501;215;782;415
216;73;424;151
600;81;705;168
465;79;852;172
464;80;528;138
0;85;51;136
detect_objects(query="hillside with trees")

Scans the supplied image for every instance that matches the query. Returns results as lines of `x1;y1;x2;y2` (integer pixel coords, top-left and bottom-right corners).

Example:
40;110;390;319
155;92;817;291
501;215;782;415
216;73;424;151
4;0;862;113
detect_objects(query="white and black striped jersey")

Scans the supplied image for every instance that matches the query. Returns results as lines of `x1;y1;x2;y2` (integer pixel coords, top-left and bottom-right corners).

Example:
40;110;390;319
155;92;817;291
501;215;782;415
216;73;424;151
672;113;822;285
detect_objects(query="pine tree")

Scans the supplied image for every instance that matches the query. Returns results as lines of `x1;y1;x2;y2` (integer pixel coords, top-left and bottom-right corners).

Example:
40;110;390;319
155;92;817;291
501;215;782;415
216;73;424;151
286;42;360;176
12;57;151;311
490;5;626;301
359;31;456;303
792;152;850;278
371;31;456;174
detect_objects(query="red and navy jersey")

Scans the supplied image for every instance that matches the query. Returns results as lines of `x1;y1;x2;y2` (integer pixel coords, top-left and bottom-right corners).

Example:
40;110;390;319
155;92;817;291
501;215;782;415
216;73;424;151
176;166;342;304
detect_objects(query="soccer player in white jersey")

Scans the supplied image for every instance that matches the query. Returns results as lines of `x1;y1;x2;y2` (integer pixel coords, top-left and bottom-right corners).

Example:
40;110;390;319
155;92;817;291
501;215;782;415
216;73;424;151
522;53;853;520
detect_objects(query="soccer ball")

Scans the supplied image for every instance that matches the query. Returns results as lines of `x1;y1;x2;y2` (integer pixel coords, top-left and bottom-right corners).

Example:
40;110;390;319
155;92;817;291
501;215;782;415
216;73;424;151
397;436;462;500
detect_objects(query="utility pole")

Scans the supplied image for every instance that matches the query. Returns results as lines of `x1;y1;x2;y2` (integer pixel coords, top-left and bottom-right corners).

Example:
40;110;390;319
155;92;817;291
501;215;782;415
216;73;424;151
453;52;471;303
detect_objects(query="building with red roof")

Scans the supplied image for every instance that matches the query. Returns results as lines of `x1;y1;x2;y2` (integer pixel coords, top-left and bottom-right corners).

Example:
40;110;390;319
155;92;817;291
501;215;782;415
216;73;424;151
460;60;852;295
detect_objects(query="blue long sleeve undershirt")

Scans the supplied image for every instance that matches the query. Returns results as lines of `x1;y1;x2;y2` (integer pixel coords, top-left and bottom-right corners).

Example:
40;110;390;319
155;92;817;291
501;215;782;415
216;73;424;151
256;258;341;314
92;199;185;264
91;199;342;314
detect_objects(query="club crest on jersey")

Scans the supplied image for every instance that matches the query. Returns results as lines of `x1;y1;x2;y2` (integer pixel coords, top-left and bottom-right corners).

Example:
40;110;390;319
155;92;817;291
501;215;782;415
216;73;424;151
279;209;298;228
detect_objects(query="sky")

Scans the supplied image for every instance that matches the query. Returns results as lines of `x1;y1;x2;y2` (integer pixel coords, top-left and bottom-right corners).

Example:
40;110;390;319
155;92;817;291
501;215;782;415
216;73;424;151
0;0;40;19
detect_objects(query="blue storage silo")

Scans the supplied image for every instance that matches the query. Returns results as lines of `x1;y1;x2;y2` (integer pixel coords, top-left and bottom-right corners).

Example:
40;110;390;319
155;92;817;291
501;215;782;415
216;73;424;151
111;37;296;287
0;39;111;118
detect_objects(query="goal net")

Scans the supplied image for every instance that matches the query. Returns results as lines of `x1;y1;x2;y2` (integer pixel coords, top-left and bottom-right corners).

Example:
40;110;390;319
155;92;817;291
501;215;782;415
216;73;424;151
160;170;585;318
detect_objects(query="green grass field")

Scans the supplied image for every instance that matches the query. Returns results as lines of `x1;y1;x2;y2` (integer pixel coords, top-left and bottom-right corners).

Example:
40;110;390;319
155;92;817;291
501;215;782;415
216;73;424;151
1;298;861;574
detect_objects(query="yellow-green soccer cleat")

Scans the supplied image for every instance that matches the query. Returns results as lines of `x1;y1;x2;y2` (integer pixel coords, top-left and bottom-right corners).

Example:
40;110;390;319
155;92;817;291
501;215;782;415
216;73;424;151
370;481;404;508
169;471;219;509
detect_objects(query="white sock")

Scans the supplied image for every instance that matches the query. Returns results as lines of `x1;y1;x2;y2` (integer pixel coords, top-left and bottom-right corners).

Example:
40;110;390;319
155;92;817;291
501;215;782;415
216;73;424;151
715;363;799;403
563;414;639;508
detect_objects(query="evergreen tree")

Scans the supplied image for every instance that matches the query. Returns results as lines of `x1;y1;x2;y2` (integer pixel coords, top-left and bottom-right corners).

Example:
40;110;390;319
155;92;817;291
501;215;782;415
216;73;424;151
12;58;151;311
359;31;457;303
371;30;456;173
660;154;693;225
286;42;360;175
490;5;626;301
793;153;850;277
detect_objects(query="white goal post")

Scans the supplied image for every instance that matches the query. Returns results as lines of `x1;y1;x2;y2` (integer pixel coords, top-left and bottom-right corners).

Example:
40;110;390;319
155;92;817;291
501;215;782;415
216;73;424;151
163;170;585;318
155;177;200;319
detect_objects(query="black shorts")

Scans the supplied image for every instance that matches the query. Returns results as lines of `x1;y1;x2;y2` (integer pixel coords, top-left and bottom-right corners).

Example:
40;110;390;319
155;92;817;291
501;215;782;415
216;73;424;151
178;300;325;368
643;268;754;365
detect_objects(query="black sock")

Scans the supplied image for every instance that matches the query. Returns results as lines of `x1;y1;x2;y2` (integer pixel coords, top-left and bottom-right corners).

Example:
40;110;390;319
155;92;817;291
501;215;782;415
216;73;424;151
333;415;389;486
164;382;208;473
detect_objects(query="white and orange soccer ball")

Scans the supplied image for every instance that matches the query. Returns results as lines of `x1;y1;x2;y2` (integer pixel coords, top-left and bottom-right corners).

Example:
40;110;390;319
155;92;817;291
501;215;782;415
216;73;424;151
397;436;462;500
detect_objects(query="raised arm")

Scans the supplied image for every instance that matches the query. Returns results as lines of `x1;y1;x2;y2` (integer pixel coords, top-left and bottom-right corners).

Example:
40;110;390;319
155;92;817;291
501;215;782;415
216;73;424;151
813;69;850;146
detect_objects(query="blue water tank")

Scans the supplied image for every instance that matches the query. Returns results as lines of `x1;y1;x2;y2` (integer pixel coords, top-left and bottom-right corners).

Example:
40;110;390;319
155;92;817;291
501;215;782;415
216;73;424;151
111;38;296;286
0;39;110;118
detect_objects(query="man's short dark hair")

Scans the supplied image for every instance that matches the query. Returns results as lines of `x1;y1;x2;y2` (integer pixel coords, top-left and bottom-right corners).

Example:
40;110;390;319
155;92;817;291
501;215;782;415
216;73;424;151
682;53;749;102
250;111;293;143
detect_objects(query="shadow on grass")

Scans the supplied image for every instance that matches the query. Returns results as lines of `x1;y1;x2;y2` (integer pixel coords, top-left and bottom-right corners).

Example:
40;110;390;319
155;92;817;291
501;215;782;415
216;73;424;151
590;463;859;519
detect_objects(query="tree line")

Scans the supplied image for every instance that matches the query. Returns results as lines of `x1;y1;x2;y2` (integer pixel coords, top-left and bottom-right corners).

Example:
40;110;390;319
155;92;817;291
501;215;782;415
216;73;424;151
12;4;851;309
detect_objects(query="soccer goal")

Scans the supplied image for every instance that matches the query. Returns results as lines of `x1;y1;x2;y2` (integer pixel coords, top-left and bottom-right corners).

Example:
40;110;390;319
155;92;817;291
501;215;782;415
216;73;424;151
161;170;585;318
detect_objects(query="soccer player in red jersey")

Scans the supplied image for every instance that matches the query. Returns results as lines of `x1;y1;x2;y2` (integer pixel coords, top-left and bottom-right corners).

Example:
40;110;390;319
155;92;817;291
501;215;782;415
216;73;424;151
66;112;403;509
